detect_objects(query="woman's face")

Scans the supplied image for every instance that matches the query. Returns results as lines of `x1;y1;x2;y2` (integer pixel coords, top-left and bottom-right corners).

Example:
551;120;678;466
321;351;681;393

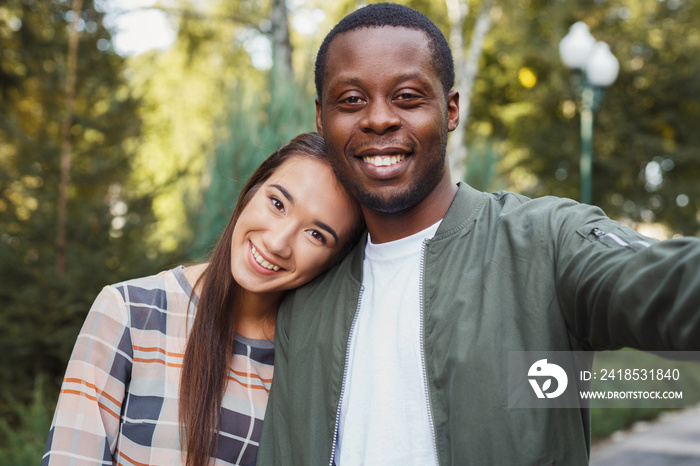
230;156;359;294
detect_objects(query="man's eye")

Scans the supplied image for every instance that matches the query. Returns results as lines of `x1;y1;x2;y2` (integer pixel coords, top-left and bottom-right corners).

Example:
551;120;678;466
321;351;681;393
271;197;285;212
395;93;419;101
341;96;364;104
307;229;327;244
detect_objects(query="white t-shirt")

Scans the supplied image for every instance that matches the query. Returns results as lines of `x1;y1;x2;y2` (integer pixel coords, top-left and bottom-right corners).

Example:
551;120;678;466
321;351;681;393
335;222;441;465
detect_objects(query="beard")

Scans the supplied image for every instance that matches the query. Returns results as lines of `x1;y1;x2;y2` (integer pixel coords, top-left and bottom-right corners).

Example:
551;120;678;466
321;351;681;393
331;136;449;215
352;158;446;214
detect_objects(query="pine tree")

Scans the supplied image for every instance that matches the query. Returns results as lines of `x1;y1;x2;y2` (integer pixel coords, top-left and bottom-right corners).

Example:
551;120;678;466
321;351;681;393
0;0;167;404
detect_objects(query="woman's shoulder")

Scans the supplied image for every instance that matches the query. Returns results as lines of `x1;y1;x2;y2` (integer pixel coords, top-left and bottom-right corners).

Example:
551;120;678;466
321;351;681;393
181;263;207;289
107;266;197;311
112;266;178;291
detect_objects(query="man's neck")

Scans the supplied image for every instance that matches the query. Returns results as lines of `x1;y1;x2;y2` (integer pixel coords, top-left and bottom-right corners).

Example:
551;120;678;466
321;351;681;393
364;176;458;244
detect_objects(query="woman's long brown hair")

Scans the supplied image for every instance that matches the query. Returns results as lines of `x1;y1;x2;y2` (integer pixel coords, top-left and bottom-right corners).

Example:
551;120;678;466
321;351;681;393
179;132;363;466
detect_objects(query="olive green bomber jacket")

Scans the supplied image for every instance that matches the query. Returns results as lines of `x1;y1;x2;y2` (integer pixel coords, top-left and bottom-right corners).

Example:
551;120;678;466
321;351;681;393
257;183;700;466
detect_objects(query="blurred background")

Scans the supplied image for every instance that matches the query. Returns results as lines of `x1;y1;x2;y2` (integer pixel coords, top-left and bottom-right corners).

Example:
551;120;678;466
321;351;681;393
1;0;699;463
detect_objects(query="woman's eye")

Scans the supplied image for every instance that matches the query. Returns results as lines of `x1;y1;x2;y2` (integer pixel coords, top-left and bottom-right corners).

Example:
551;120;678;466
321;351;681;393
271;197;285;212
307;229;327;244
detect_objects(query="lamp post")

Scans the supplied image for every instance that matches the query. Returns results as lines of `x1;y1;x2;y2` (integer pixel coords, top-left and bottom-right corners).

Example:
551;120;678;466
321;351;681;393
559;22;619;205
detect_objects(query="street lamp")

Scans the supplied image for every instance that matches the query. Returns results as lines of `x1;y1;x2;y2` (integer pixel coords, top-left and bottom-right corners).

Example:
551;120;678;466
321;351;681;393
559;22;619;205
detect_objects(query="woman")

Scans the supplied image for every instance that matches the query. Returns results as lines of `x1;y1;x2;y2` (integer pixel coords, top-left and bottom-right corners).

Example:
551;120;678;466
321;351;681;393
43;133;363;466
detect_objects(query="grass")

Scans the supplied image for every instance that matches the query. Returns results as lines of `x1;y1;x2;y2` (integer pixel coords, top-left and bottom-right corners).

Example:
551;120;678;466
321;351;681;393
589;349;700;440
0;376;54;466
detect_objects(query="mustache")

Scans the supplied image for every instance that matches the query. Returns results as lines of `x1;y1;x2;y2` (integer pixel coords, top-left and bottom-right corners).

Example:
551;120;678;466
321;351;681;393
347;139;416;156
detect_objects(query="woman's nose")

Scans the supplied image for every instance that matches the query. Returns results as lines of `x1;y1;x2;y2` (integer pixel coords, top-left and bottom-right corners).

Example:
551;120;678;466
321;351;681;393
263;223;294;259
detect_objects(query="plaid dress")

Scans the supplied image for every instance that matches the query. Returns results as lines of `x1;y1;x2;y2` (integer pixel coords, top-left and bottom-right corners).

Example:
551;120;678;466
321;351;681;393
43;267;274;466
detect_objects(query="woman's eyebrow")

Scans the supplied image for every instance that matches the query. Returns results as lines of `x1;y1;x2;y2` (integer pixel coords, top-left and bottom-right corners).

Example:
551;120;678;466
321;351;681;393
271;184;293;203
315;221;339;245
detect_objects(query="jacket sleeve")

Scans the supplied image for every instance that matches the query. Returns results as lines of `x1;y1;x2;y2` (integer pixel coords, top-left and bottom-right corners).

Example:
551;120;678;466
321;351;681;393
549;200;700;351
257;297;293;466
42;286;133;466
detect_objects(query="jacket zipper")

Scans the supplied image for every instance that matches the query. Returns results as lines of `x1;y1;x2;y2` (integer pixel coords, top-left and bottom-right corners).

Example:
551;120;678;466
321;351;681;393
592;227;651;249
328;285;365;466
419;240;440;465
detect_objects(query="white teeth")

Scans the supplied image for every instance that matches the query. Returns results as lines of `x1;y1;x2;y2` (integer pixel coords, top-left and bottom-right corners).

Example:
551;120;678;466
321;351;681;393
362;154;406;167
251;245;280;271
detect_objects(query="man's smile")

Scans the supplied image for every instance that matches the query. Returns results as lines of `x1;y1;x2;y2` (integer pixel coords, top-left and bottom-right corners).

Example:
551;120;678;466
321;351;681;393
353;145;413;174
362;154;407;167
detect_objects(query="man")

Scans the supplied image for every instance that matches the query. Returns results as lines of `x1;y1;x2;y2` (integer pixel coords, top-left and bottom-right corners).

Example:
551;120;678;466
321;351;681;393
257;3;700;465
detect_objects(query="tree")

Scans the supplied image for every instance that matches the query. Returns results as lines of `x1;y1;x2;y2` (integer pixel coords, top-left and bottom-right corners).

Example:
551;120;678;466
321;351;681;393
122;0;297;255
0;0;166;404
189;0;317;258
446;0;496;183
465;0;700;235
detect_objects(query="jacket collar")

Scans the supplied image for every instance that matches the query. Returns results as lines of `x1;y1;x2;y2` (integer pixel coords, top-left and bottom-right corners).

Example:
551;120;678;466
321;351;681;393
434;182;486;238
348;183;485;279
349;229;367;280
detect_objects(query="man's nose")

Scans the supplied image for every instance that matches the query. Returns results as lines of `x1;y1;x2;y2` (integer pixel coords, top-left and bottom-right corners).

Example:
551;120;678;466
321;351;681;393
361;99;401;134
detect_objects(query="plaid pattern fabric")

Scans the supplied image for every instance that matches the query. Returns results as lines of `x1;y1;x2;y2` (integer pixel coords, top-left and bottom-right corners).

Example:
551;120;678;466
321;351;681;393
43;267;274;466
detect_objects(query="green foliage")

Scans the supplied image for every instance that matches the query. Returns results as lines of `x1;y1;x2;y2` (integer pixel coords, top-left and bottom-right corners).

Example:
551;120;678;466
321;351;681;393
0;0;172;405
189;75;317;259
590;406;678;441
123;0;279;254
463;137;506;192
589;351;700;439
467;0;700;235
0;376;54;465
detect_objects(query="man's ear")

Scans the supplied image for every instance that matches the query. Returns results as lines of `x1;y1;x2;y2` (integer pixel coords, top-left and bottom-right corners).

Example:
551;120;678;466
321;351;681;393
315;98;324;137
447;90;460;132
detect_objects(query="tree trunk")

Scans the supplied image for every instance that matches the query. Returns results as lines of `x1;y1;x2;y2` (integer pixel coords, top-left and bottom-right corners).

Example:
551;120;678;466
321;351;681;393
446;0;468;182
269;0;292;84
56;0;83;275
447;0;495;182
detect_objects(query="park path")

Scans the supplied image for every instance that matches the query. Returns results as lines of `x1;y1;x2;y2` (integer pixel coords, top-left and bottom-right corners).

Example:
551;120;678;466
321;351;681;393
590;405;700;466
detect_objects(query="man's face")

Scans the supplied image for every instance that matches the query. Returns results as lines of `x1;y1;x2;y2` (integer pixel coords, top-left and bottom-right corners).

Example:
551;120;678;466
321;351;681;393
316;26;459;214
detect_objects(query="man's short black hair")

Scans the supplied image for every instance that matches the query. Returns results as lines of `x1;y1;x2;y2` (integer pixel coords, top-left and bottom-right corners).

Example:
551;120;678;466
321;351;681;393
314;2;455;101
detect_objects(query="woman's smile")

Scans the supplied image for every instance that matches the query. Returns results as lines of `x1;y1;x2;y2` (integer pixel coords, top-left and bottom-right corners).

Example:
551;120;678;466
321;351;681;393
250;241;283;273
